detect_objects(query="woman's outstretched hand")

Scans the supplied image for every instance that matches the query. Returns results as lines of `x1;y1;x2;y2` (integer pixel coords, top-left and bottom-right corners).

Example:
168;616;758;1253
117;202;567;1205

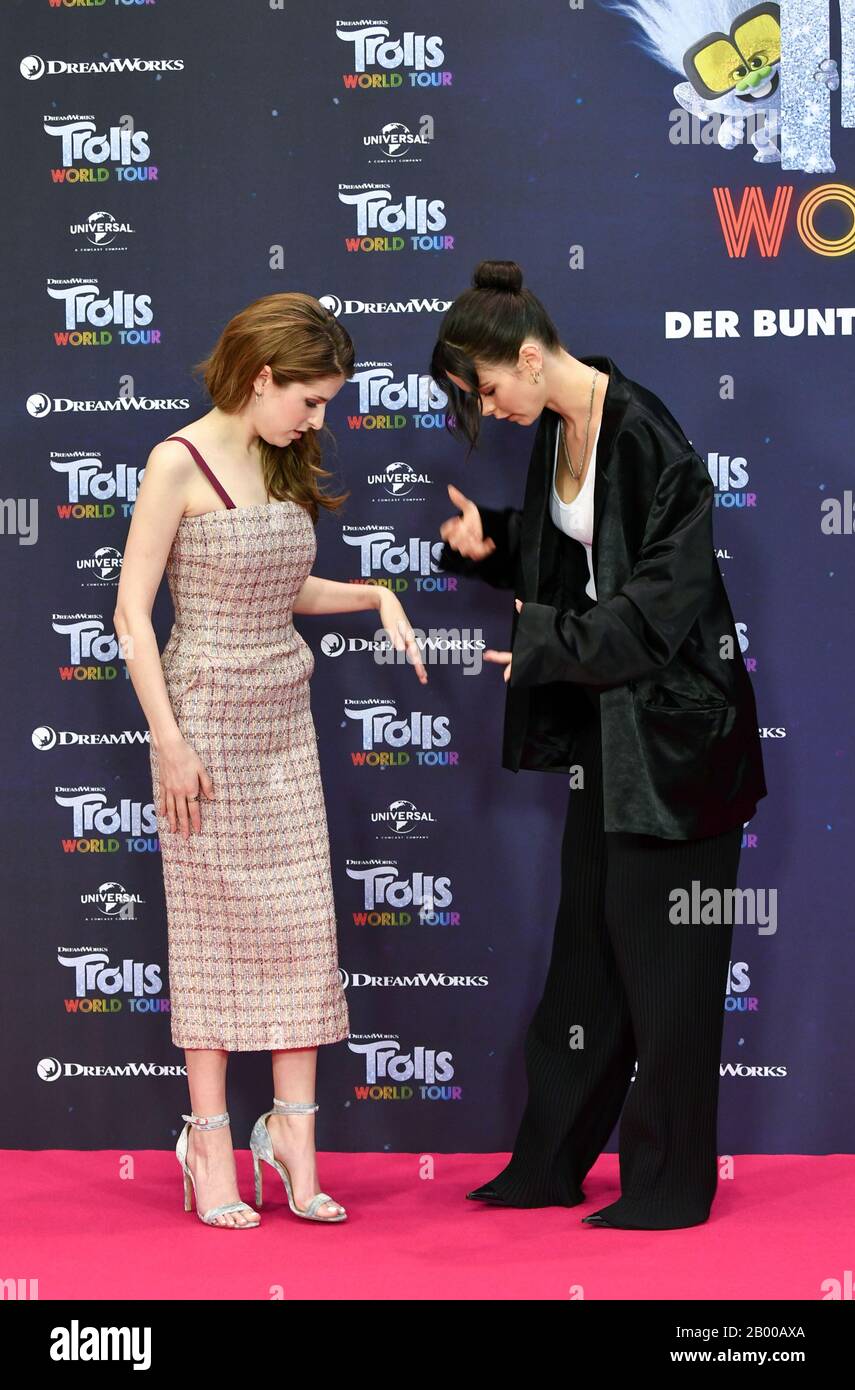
377;590;428;684
439;483;497;560
484;597;523;683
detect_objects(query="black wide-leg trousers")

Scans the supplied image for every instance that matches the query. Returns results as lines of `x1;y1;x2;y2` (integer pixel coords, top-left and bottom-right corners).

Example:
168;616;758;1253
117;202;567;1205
487;696;743;1228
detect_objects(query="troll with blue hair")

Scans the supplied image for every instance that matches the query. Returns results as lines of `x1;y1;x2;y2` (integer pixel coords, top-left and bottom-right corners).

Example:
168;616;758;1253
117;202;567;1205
599;1;851;171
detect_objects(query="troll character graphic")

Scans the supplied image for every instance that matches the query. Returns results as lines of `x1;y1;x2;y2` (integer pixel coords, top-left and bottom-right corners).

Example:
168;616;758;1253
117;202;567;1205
600;0;848;169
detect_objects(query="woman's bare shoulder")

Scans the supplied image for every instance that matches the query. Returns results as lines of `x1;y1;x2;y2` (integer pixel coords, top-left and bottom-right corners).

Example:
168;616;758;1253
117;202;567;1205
133;437;204;524
143;435;200;483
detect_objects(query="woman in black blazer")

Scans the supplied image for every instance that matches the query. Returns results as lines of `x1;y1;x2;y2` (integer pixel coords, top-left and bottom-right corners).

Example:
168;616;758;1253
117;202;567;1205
433;259;767;1230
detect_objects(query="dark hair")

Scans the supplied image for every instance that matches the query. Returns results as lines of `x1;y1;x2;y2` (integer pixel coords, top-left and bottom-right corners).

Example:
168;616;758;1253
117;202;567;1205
191;292;355;524
430;259;564;452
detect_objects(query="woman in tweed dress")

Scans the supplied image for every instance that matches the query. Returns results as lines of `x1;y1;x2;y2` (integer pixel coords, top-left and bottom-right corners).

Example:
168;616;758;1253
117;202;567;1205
114;294;427;1227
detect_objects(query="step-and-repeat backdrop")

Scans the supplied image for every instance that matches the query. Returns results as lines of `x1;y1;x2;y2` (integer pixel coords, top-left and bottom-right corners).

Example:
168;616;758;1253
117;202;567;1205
4;1;853;1154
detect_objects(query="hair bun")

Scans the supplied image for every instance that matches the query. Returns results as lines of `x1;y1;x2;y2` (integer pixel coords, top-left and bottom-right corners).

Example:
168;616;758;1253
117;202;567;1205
472;260;523;294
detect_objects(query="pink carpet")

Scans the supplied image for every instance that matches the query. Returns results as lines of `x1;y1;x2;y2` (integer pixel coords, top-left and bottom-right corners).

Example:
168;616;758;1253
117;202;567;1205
4;1151;851;1300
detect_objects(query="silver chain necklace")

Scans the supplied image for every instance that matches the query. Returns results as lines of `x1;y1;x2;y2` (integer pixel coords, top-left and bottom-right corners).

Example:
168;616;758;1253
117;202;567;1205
559;367;599;480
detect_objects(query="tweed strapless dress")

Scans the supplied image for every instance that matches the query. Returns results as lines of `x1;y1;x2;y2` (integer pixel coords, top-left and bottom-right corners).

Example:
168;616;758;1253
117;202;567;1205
149;435;350;1052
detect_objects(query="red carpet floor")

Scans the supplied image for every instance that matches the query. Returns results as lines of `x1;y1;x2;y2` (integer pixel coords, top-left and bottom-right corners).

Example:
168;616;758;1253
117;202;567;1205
4;1151;851;1300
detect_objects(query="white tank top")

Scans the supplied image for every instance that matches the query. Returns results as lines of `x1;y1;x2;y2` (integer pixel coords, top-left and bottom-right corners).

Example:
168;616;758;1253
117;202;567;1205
549;417;599;600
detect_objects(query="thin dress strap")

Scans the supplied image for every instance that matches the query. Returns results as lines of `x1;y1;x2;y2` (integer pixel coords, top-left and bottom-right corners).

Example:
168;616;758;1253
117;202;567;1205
164;435;236;509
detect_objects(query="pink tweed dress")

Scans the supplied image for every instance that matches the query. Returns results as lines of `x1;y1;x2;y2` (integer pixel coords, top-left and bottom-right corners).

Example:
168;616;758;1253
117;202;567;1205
148;435;350;1052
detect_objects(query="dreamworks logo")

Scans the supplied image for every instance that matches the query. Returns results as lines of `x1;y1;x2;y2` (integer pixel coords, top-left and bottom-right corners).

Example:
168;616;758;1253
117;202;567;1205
20;55;185;80
319;293;451;317
320;628;485;673
720;1063;788;1078
36;1056;186;1080
26;392;190;417
33;726;151;750
363;118;434;159
339;968;488;989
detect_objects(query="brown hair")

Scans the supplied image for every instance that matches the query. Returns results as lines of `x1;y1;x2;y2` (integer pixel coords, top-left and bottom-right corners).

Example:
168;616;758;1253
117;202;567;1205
191;292;355;524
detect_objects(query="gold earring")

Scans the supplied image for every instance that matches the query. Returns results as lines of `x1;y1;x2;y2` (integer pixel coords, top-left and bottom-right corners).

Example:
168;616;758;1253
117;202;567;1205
530;370;542;384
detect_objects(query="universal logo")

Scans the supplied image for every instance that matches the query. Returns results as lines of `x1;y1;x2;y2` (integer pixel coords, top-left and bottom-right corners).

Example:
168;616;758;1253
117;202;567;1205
362;117;434;161
81;881;144;919
366;460;434;498
370;798;437;834
76;544;123;584
69;210;136;251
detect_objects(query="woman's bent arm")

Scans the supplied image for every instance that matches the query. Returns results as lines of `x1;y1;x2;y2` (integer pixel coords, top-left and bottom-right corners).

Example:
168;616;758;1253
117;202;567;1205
439;503;523;590
292;575;382;616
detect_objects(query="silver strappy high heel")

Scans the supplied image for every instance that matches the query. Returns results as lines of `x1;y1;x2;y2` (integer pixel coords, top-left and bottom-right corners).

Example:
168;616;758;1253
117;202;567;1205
176;1110;261;1228
250;1098;347;1222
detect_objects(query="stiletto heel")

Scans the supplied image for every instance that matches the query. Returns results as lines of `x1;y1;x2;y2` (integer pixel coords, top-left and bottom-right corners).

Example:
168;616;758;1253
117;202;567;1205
175;1109;261;1228
249;1098;346;1222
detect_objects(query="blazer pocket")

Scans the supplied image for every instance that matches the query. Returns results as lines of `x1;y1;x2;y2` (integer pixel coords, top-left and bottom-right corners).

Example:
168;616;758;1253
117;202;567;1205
634;698;737;807
633;677;730;714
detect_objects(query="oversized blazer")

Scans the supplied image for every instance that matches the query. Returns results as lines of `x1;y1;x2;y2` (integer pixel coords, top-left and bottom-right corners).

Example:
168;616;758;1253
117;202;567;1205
439;354;768;839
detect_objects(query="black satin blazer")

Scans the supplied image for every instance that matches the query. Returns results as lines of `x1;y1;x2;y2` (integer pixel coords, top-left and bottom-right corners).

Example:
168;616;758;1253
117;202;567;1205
439;354;767;839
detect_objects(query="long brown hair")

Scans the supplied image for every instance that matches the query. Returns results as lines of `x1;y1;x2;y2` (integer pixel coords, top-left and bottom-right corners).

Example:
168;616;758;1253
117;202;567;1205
191;292;355;524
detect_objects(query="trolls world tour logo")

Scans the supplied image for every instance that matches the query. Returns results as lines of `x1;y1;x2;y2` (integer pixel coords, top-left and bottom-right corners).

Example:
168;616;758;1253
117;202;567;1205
341;527;448;591
335;24;451;87
345;861;458;926
55;789;159;853
52;613;123;677
51;453;145;517
44;116;158;183
342;701;458;767
344;364;448;428
58;951;164;1013
47;280;160;345
348;1036;460;1100
338;185;453;251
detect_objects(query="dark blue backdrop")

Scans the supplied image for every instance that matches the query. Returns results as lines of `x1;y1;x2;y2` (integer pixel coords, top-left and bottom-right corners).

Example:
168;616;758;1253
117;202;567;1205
3;0;853;1156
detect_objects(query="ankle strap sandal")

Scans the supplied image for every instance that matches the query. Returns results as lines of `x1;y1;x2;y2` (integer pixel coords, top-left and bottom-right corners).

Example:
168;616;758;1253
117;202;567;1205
175;1109;260;1229
249;1098;346;1222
